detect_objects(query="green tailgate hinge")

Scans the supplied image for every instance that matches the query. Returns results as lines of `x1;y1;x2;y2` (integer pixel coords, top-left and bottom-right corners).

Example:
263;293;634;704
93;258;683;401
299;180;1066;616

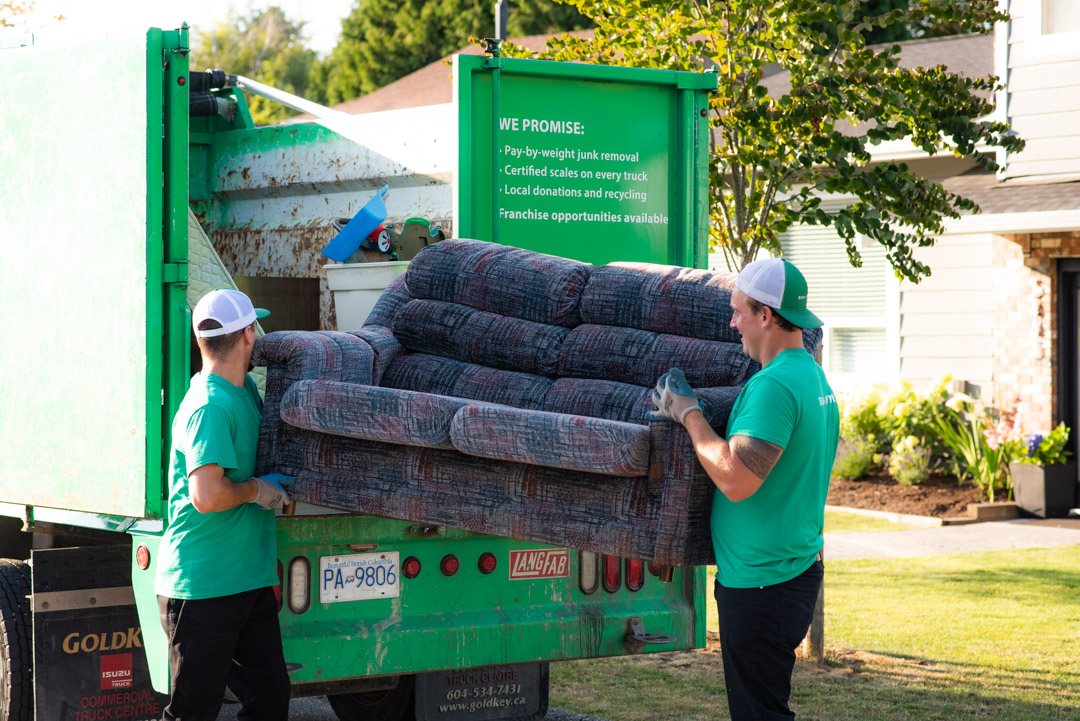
163;262;188;284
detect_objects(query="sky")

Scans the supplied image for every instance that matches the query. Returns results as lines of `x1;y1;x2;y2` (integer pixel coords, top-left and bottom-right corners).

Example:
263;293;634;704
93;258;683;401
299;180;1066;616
15;0;356;56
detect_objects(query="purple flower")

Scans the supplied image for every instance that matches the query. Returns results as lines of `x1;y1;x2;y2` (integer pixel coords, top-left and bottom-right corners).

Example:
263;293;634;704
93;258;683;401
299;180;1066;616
1026;433;1044;457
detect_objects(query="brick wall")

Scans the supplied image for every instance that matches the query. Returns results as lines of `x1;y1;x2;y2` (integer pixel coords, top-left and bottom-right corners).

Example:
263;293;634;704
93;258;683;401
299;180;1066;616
996;231;1080;431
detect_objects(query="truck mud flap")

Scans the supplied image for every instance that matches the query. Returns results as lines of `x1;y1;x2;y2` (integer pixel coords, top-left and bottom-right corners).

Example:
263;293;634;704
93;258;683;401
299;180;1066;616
32;545;166;720
415;662;548;721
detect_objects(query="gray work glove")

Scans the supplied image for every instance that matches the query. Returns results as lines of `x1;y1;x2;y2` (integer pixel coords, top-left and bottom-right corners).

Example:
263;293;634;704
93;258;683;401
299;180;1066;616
647;368;704;425
251;473;294;510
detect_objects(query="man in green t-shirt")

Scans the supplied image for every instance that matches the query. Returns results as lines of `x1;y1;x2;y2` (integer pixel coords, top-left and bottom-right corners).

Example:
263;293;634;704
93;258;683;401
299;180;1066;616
650;258;839;721
156;289;294;721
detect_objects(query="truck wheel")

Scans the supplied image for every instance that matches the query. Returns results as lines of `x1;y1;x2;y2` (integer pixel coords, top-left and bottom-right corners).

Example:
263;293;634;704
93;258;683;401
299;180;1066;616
0;560;31;721
328;675;415;721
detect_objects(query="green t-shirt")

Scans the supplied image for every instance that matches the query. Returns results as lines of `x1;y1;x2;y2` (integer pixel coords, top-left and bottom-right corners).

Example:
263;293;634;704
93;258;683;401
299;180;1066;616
711;348;839;588
155;372;278;600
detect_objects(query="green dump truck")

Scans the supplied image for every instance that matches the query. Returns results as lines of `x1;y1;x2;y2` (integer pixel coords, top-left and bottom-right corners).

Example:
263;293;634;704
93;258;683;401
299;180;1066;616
0;26;715;721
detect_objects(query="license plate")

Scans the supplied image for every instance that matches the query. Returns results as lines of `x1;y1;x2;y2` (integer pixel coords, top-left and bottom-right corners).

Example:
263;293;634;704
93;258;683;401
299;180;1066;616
319;552;400;603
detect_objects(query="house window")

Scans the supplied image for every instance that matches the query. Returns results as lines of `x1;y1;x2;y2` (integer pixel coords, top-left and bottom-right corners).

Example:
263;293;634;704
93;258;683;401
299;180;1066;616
1026;0;1080;56
775;205;899;390
828;328;886;374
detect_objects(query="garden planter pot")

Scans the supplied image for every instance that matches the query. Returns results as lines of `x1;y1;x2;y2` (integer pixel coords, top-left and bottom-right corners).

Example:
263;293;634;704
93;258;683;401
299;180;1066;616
1009;460;1077;518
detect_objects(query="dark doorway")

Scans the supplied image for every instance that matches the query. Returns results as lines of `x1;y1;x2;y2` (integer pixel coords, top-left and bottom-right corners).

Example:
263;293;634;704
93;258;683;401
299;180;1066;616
1055;260;1080;506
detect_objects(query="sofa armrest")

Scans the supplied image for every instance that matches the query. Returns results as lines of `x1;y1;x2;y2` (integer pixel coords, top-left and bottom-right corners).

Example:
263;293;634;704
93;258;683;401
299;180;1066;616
450;404;650;476
253;330;376;385
646;419;716;566
281;380;468;449
252;331;377;476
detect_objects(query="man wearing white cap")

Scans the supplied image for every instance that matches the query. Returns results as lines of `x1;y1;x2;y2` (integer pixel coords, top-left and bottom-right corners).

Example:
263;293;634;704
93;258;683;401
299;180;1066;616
650;257;839;721
155;289;293;720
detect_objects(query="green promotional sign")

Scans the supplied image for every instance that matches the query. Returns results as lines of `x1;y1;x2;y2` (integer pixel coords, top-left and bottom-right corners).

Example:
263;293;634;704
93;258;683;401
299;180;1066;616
455;55;715;267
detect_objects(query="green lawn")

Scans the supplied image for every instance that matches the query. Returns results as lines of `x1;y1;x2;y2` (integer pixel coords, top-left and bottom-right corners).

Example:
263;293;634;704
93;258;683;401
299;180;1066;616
550;547;1080;721
824;509;920;533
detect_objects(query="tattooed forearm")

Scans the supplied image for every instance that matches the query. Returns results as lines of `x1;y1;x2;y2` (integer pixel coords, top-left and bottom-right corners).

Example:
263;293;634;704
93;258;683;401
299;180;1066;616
733;437;782;480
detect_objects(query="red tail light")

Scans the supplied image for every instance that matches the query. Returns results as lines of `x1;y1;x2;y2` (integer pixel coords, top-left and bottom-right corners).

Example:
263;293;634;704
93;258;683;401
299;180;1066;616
602;555;621;593
478;552;497;574
403;556;422;579
648;562;663;577
625;559;645;591
440;554;460;576
135;544;150;570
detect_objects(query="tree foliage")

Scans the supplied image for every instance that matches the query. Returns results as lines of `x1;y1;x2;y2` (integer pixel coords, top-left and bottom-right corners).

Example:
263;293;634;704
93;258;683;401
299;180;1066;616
0;1;62;29
191;6;318;125
318;0;592;105
0;1;30;28
845;1;984;45
503;0;1024;282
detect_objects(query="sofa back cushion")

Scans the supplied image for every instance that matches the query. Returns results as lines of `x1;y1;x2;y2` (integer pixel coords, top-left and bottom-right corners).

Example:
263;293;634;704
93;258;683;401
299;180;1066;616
381;353;553;410
579;262;742;342
404;239;594;327
391;299;568;377
541;378;654;424
558;325;754;388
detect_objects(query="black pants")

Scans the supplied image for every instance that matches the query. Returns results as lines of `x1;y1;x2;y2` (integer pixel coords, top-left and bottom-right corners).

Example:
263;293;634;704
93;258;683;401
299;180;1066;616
714;560;823;721
158;587;291;721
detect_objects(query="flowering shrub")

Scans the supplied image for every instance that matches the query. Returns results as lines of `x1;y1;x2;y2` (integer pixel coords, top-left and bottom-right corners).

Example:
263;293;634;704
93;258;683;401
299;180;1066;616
1014;422;1072;466
834;378;1072;502
886;435;932;486
832;435;878;480
836;377;956;483
930;401;1019;503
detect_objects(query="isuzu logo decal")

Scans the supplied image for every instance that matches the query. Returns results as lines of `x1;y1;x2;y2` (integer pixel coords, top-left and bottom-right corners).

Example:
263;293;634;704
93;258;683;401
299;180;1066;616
100;653;134;690
509;548;569;580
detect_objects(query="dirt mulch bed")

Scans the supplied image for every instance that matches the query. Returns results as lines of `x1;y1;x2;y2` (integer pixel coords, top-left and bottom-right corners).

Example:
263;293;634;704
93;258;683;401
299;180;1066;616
827;473;987;519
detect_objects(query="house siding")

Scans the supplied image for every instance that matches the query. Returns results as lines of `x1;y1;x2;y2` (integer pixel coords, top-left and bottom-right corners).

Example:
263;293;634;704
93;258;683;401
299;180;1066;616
1005;1;1080;180
899;234;995;395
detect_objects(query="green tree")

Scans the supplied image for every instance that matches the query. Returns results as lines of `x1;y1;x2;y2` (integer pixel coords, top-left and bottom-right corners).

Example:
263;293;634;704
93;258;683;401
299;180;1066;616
846;1;981;45
192;6;318;125
504;0;1023;282
318;0;592;105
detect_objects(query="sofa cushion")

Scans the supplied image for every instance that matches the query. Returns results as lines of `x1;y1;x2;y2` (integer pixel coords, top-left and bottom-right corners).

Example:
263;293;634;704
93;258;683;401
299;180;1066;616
391;299;567;377
558;324;755;388
542;378;741;431
381;353;553;410
404;239;593;327
541;378;655;424
449;404;651;476
280;379;469;449
579;262;742;342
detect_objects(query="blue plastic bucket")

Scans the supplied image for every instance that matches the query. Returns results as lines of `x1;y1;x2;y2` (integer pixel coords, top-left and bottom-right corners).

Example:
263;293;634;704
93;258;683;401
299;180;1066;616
322;185;390;262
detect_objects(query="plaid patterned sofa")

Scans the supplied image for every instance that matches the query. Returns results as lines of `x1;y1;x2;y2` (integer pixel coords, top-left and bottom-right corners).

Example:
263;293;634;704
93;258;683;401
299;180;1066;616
253;239;820;566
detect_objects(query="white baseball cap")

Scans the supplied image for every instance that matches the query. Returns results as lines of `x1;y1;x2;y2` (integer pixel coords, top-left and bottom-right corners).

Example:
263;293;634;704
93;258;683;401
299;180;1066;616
192;289;270;338
736;257;822;329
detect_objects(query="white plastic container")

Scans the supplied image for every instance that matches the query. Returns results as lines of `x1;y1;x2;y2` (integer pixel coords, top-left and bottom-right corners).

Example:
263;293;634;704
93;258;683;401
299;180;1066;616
325;261;409;330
